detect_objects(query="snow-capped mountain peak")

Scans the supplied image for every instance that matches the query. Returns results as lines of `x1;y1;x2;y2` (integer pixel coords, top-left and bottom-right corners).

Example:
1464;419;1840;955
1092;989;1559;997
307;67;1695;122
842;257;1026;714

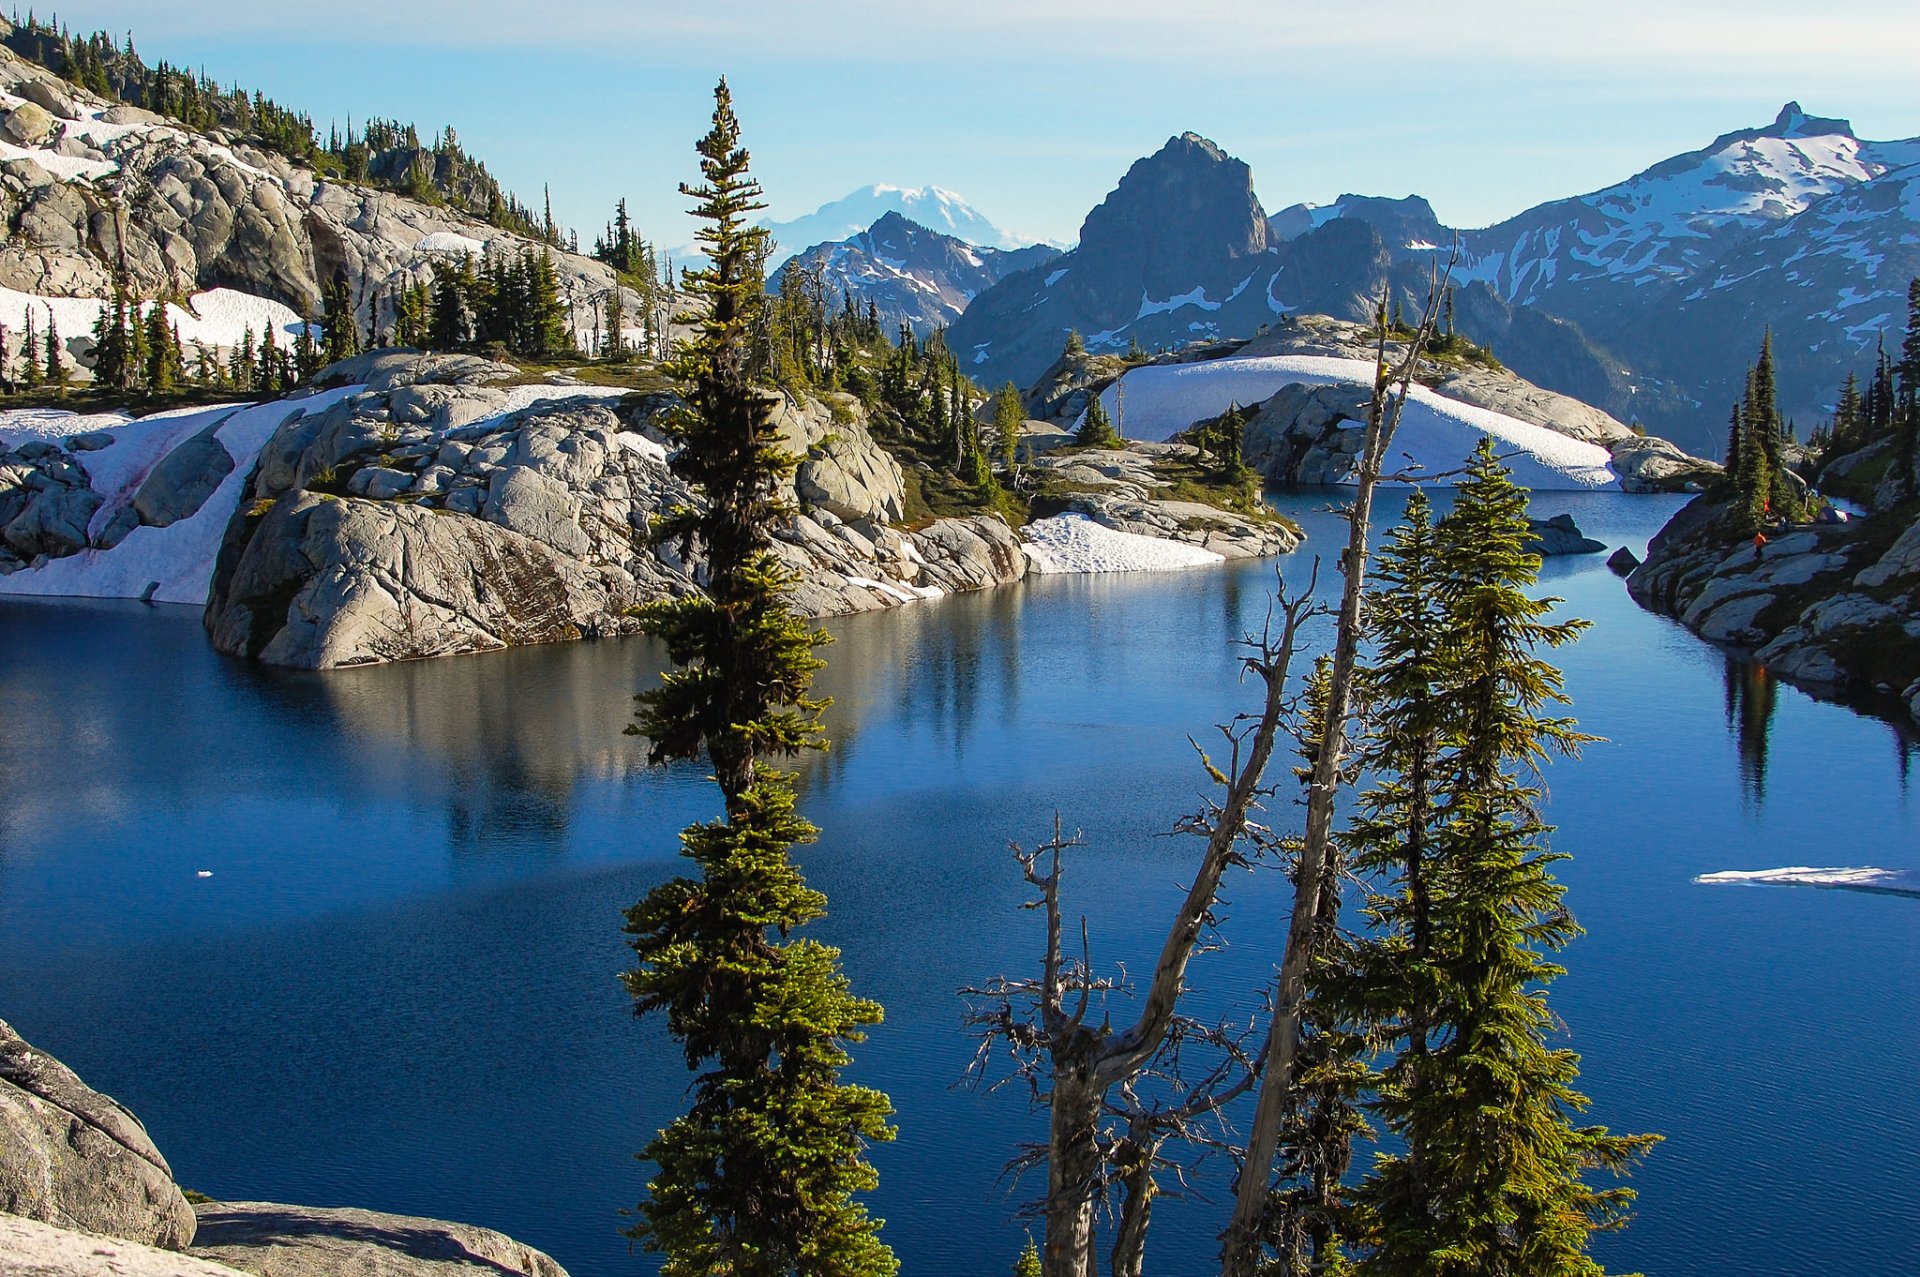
756;185;1035;270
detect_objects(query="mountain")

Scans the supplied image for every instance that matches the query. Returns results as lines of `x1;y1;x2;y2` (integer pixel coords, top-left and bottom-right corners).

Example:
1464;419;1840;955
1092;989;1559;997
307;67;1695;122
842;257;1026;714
755;185;1035;270
773;212;1060;337
954;106;1920;457
948;135;1634;415
949;133;1287;389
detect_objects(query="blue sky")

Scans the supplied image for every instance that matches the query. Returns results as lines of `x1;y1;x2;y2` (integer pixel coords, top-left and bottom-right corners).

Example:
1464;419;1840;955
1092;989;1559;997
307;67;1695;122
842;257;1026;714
56;0;1920;249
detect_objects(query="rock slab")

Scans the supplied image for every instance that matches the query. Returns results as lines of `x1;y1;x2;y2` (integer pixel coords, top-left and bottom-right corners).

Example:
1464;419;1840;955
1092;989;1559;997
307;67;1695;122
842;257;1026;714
0;1017;197;1250
188;1203;570;1277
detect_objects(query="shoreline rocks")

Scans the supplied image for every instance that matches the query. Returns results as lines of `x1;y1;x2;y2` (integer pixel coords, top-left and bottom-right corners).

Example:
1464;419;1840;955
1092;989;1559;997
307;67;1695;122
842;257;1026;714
0;1017;197;1251
1627;494;1920;722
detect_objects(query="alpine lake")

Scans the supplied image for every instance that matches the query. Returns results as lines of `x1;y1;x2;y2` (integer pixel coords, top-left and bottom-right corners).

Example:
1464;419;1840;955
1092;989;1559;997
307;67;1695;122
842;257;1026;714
3;488;1916;1277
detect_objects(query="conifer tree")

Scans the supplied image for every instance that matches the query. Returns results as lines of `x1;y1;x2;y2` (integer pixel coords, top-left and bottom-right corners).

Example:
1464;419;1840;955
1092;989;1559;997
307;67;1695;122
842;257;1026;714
42;314;65;393
1076;392;1120;448
1340;444;1658;1275
1894;277;1920;502
320;272;362;366
993;382;1023;469
143;302;176;393
621;78;897;1277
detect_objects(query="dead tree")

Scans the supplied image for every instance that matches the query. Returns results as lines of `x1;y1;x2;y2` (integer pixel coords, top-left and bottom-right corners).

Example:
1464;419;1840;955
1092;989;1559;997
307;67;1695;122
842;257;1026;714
966;575;1318;1277
1221;257;1457;1277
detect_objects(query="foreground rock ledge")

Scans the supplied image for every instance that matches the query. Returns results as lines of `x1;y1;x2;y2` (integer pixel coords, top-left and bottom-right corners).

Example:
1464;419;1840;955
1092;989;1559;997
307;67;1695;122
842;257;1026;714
0;1018;197;1251
0;1214;250;1277
188;1202;570;1277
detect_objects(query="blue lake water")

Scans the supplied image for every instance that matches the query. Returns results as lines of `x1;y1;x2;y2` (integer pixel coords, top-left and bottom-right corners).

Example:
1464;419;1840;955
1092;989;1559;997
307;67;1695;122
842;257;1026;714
3;488;1918;1276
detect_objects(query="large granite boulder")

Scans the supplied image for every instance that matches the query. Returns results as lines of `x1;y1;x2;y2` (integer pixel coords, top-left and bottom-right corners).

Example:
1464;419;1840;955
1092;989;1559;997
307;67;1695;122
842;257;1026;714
188;1202;570;1277
205;491;668;668
133;419;237;528
0;1018;197;1250
0;1215;251;1277
772;392;907;524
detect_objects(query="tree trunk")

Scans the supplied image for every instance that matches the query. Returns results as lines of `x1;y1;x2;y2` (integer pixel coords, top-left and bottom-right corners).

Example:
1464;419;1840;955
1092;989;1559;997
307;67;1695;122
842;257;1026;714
1045;1067;1104;1277
1108;1126;1160;1277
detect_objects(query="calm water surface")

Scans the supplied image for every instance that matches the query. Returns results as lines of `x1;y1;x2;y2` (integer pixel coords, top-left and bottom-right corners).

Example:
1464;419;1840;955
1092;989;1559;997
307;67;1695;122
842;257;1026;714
3;489;1917;1276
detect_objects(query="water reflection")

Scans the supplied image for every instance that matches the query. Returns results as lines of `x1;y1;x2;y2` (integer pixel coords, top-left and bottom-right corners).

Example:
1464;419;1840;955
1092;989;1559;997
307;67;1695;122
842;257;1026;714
1723;655;1779;804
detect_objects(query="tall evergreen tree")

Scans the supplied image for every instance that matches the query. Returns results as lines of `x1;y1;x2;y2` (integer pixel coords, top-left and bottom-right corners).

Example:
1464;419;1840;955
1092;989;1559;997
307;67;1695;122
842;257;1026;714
1341;445;1658;1275
993;381;1023;469
42;313;65;393
621;79;897;1277
1076;392;1120;448
1894;277;1920;502
142;302;176;393
320;272;362;366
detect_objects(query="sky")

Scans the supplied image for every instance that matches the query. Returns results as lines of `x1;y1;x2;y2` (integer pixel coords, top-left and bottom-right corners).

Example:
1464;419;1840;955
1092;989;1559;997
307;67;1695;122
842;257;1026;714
50;1;1920;251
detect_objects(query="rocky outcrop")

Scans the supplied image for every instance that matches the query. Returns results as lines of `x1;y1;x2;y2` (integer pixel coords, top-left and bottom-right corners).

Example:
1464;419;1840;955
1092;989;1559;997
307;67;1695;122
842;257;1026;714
0;1215;252;1277
1028;442;1301;559
0;440;102;566
1525;513;1606;556
0;1017;197;1250
190;355;1033;668
0;1026;571;1277
0;46;650;354
1628;494;1920;720
189;1203;570;1277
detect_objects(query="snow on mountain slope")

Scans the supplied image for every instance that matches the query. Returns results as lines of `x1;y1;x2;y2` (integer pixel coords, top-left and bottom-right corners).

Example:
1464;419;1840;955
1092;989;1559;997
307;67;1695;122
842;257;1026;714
1084;355;1618;490
1460;103;1908;305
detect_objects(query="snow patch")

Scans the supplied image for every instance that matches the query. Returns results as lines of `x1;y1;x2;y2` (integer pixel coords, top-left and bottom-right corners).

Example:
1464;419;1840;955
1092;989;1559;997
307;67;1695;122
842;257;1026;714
1021;513;1225;574
0;388;360;605
1087;356;1618;491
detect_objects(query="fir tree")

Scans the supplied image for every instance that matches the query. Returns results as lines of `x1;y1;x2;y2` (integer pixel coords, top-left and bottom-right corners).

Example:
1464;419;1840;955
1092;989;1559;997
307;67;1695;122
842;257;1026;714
621;79;897;1277
320;272;362;366
1013;1237;1043;1277
993;382;1023;469
1341;444;1658;1275
42;313;65;393
1076;392;1120;448
143;302;176;393
1894;277;1920;502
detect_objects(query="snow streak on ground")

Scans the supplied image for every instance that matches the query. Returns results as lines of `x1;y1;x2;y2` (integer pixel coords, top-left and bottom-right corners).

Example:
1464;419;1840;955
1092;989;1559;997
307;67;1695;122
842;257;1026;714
1021;513;1225;574
1694;866;1920;898
1085;356;1618;490
0;388;359;605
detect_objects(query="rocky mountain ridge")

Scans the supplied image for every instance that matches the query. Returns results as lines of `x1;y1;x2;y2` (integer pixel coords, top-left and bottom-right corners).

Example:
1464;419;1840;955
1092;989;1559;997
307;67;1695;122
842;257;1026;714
943;106;1920;459
774;211;1060;338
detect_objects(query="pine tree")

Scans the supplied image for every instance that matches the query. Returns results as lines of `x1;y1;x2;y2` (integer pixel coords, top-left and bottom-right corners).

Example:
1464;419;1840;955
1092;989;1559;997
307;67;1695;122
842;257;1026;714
1723;403;1744;481
993;382;1023;469
1076;392;1120;448
1832;372;1864;455
1013;1237;1043;1277
621;78;897;1277
42;314;65;393
143;302;175;393
1894;277;1920;502
320;272;362;366
1341;444;1658;1275
604;285;627;363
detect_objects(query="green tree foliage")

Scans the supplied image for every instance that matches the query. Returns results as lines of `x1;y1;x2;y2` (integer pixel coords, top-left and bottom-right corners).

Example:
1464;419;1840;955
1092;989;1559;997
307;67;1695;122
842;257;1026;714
1013;1236;1043;1277
1330;446;1658;1275
321;273;363;366
1076;392;1120;448
993;382;1023;468
1894;277;1920;501
41;313;65;392
621;79;897;1277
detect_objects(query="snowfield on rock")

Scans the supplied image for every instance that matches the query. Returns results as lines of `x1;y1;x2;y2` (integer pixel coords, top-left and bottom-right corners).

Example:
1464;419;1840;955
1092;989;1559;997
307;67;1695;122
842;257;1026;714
1022;512;1226;573
1084;355;1619;490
